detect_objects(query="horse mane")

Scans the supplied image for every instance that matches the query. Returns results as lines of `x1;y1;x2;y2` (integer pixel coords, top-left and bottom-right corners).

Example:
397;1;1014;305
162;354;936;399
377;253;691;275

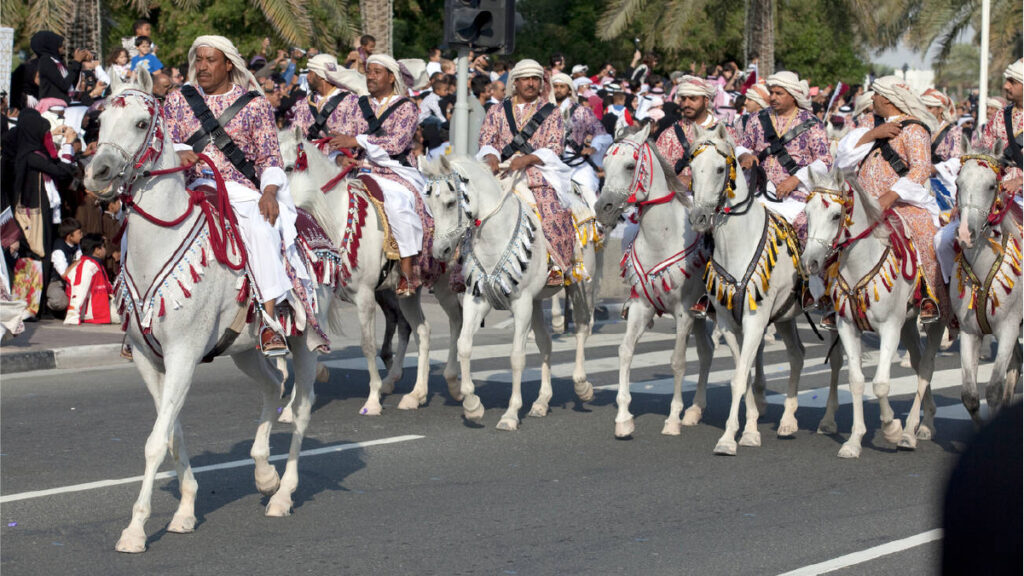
290;144;344;246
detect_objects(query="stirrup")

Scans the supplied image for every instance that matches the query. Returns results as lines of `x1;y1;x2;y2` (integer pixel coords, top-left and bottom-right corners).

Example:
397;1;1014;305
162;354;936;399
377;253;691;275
690;295;710;320
818;311;837;332
919;299;940;325
260;325;288;357
396;276;416;298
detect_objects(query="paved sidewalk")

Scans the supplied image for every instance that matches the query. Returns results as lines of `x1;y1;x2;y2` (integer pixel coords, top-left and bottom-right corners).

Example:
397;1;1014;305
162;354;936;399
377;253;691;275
0;319;126;374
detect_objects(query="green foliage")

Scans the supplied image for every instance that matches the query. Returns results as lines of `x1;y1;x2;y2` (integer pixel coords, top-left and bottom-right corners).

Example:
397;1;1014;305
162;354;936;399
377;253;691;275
775;0;870;85
393;0;444;60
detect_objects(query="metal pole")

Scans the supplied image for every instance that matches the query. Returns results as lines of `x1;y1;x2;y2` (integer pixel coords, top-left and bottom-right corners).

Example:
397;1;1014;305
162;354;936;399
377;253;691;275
453;47;471;155
978;0;990;126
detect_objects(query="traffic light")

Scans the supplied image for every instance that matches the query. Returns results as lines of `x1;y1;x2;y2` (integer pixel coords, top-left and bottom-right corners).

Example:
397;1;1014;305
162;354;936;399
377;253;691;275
443;0;516;54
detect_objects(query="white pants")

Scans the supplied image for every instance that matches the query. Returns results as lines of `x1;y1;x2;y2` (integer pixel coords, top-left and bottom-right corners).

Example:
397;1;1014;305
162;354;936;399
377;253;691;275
372;175;423;258
934;218;959;284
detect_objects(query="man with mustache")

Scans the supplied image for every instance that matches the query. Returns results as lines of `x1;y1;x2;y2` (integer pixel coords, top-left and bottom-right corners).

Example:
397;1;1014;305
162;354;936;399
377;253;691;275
655;75;738;191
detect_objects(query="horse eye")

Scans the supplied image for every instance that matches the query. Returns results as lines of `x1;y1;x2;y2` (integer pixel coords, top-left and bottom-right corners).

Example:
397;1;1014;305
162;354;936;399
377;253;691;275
831;213;841;221
626;162;635;169
717;166;725;174
136;120;148;130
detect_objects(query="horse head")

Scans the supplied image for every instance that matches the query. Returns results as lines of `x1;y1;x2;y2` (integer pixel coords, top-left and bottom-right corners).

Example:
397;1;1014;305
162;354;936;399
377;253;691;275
801;165;851;276
688;122;737;233
420;154;473;262
956;135;1006;249
278;125;302;173
84;66;162;202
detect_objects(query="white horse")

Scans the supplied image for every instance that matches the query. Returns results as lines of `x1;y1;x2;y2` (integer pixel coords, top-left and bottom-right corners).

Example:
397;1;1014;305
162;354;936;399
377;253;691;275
84;69;324;552
283;135;464;414
550;182;604;334
951;140;1023;423
593;123;715;437
420;154;595;430
688;124;812;455
802;167;943;457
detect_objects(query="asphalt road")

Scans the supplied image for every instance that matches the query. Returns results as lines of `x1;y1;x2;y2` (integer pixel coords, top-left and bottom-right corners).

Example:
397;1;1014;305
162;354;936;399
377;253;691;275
0;300;1006;576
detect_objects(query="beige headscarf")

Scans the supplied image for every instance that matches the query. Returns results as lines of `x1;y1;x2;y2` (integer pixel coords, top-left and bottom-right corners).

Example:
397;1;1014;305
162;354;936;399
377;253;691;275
551;72;576;101
188;35;261;92
676;75;716;100
854;90;874;117
745;81;770;109
507;59;553;103
398;58;430;91
307;53;368;96
1005;58;1023;83
872;75;938;132
766;71;811;110
920;88;954;123
366;54;411;96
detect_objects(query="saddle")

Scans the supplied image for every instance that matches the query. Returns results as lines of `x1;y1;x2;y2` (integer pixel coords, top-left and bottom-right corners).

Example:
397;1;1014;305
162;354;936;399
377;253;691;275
347;175;400;261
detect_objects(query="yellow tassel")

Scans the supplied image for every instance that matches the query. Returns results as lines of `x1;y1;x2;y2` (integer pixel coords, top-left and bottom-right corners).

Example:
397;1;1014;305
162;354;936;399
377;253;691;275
726;288;734;310
967;294;974;310
761;271;769;292
717;284;724;302
874;284;879;302
749;292;757;311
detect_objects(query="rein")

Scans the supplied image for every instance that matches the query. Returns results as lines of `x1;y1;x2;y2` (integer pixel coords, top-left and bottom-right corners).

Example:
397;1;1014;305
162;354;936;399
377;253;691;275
959;153;1015;228
690;142;750;219
603;139;681;218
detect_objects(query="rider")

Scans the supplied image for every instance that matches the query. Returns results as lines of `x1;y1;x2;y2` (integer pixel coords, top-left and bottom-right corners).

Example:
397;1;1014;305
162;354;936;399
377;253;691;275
329;54;425;296
934;58;1023;294
164;35;299;356
291;53;365;143
551;72;612;204
655;75;739;190
921;87;963;217
477;59;576;283
836;75;944;324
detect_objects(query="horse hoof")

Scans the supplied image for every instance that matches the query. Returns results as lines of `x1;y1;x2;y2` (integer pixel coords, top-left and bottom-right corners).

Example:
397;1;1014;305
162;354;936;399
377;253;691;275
397;394;424;410
681;407;703;426
661;419;682;436
777;419;799;438
277;406;294;424
739;430;761;447
916;426;933;441
359;403;383;416
816;420;838;435
265;498;292;517
496;417;519;431
882;420;904;444
575;382;594;403
315;363;330;383
615;419;634;438
167;513;196;534
380;380;396;396
898;434;918;451
463;403;485;422
528;403;549;418
255;470;281;497
713;439;737;456
837;443;862;459
115;528;147;553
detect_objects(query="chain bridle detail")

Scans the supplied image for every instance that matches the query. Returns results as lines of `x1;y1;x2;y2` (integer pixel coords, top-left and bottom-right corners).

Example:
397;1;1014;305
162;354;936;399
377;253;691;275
97;89;166;191
426;170;474;250
603;139;674;215
805;186;855;259
689;142;741;223
959;153;1014;229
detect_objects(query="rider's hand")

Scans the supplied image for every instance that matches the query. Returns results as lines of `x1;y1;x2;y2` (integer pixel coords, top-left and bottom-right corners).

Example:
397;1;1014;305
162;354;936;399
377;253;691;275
504;154;538;176
177;150;198;166
484;154;500;174
1000;175;1023;194
260;186;280;226
879;190;899;211
870;122;902;141
738;153;758;170
329;134;358;151
775;175;800;198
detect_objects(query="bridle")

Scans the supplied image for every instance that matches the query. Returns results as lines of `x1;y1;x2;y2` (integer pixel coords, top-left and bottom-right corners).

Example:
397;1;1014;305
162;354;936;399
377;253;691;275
96;89;166;190
425;169;474;250
804;185;855;260
689;141;745;222
959;153;1014;230
602;138;676;214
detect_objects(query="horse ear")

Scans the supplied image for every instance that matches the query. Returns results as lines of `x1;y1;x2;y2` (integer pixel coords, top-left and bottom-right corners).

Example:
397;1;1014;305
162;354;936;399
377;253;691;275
135;67;153;94
417;154;431;174
638;121;652;142
991;134;1004;158
849;175;883;224
293;125;303;143
439;154;452;172
692;123;707;142
109;71;125;95
959;132;971;157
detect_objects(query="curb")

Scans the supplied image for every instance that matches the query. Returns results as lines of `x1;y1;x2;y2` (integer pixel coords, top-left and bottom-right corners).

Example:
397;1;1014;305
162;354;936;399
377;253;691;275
1;343;126;375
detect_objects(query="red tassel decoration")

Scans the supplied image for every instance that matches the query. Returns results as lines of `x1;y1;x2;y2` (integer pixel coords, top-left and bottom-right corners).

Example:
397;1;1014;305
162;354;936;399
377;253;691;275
839;300;846;317
662;276;672;292
178;279;191;298
630;286;639;299
201;247;208;267
190;264;200;284
159;298;166;317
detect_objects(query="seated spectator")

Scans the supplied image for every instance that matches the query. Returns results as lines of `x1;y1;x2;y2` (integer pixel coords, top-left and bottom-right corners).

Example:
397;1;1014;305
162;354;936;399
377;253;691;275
130;36;163;74
345;35;375;74
64;233;118;325
426;48;443;78
47;217;82;317
420;75;453;126
106;47;131;83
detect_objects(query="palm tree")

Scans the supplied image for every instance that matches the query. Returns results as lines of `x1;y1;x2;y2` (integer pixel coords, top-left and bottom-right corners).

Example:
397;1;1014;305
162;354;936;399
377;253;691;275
360;0;394;55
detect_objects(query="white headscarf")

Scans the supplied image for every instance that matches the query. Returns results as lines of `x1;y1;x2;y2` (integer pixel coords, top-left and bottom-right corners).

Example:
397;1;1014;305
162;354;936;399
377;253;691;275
920;88;954;123
307;53;368;96
1004;58;1023;83
507;59;553;103
854;91;874;117
745;81;770;109
366;54;411;96
398;58;430;91
675;75;716;100
551;72;576;101
766;71;811;110
188;35;261;92
872;75;938;132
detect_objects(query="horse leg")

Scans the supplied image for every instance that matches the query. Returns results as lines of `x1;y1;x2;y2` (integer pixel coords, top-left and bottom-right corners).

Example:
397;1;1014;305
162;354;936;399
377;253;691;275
356;288;386;416
116;354;197;553
528;302;554;418
985;326;1021;415
231;349;284;499
774;320;804;438
615;300;654;438
716;325;761;455
375;290;399;375
381;292;412;396
498;297;534;430
897;319;934;450
663;308;694;436
1004;340;1023;406
433;274;464;401
568;283;594;402
817;333;843;435
683;318;713;426
836;322;867;458
398;294;432;410
459;296;491;422
958;331;984;426
551;291;565;334
874;322;904;445
266;337;316;516
911;322;944;442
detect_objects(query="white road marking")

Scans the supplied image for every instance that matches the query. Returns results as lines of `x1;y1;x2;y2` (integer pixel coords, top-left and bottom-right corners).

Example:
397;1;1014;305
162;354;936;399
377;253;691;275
777;528;943;575
0;435;424;504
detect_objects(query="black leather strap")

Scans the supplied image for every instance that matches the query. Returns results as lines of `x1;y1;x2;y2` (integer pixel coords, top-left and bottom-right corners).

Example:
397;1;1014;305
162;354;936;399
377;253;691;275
868;119;930;177
756;109;820;175
1004;105;1023;167
930;123;952;164
500;100;557;161
358;96;411;137
672;122;692;174
181;85;260;187
306;90;349;140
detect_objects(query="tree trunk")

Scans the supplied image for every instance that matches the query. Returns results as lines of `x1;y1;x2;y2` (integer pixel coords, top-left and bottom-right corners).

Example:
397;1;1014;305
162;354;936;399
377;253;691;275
360;0;394;56
745;0;774;77
69;0;102;56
